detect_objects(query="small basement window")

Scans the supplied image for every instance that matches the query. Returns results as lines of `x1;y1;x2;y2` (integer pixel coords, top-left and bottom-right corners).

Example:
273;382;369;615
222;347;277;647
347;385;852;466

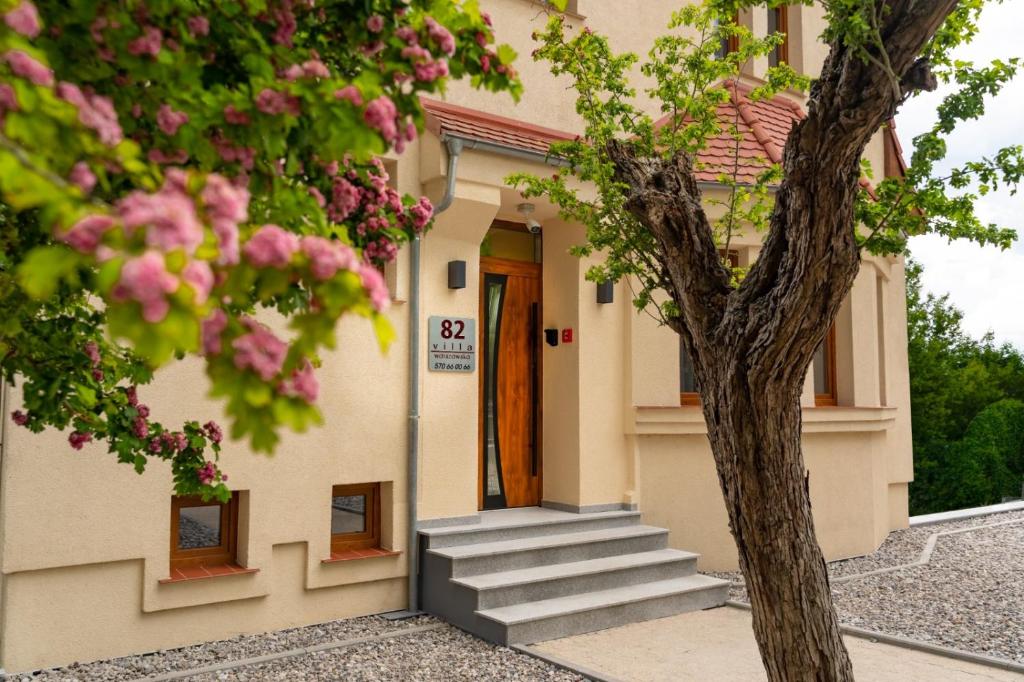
331;483;381;552
170;493;239;571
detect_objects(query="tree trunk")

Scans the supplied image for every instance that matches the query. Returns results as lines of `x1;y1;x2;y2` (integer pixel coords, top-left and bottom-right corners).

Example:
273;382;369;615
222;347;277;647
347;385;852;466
703;369;853;682
604;3;961;678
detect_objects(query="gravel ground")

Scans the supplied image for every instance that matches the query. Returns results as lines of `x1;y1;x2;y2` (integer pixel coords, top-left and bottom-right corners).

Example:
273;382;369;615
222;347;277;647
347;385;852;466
185;624;581;681
20;615;580;682
706;510;1024;663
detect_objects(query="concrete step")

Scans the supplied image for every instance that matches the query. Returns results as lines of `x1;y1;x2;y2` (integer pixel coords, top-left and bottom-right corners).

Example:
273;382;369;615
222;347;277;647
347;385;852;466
476;574;730;645
454;549;698;609
428;525;669;577
421;509;642;549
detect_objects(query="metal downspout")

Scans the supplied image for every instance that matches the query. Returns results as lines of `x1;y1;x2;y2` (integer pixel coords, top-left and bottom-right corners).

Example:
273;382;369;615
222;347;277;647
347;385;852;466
399;136;463;617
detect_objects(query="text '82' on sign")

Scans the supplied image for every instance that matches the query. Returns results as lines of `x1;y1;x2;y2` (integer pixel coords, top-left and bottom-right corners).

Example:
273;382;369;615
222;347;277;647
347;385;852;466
428;316;476;373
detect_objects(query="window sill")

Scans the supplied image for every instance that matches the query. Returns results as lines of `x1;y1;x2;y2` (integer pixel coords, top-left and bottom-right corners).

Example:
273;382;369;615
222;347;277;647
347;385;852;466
632;405;897;435
160;563;259;584
322;548;401;564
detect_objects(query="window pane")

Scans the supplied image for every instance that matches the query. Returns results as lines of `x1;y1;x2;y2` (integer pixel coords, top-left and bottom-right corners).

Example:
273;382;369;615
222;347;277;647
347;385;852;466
813;342;828;394
179;505;222;549
332;494;367;534
680;343;697;393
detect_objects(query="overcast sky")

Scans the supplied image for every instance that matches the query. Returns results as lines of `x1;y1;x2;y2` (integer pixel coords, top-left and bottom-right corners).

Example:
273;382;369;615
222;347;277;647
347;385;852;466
895;2;1024;348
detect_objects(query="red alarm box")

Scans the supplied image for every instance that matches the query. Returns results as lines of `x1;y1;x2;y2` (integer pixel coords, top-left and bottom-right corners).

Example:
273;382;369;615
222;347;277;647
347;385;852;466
561;328;573;343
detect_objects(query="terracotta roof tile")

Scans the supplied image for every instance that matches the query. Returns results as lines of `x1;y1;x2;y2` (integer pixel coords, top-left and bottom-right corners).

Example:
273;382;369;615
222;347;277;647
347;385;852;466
421;82;804;185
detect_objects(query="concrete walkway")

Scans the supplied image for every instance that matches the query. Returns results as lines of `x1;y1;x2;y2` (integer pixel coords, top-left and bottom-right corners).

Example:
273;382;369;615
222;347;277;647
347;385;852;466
531;606;1021;681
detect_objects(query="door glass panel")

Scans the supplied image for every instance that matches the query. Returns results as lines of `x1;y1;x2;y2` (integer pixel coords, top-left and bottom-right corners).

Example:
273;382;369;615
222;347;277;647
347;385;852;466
178;504;222;549
331;494;367;534
484;275;507;501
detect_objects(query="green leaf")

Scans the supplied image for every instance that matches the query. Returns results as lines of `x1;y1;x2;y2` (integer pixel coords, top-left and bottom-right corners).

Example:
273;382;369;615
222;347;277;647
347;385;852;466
17;246;80;300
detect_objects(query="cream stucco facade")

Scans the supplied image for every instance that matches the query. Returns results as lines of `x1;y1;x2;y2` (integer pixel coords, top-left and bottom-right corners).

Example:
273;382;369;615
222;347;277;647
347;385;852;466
0;0;913;673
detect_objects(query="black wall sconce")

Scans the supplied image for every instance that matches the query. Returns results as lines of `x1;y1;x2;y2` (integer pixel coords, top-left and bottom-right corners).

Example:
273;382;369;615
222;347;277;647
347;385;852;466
447;260;466;289
544;329;559;347
596;279;614;304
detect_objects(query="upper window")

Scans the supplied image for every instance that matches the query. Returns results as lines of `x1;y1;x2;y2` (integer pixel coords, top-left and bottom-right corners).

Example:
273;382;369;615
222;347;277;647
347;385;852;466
715;13;740;59
171;493;239;571
680;251;739;406
331;483;381;552
767;6;789;67
813;325;837;406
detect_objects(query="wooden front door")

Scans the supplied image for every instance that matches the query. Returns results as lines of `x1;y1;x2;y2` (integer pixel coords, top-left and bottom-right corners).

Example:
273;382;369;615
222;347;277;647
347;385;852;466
479;256;542;510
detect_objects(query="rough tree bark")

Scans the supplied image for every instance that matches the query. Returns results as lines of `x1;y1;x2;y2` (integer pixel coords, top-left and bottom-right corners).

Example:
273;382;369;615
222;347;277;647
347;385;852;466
607;2;958;680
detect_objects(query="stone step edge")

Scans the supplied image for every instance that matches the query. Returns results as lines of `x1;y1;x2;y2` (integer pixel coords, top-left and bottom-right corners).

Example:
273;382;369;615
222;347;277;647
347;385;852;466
419;510;642;537
475;575;729;626
452;549;697;592
426;525;668;560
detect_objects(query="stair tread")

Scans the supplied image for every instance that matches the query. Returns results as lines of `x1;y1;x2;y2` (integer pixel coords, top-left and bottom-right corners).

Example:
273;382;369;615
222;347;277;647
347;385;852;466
453;549;696;591
476;575;729;625
427;525;667;560
420;509;640;537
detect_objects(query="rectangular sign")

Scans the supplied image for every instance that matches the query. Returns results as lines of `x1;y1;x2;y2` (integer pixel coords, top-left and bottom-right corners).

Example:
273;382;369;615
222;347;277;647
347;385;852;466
427;316;476;373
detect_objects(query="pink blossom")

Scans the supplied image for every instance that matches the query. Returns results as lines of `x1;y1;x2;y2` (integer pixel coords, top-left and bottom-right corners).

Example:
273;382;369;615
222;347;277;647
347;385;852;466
232;319;288;380
271;0;297;47
360;265;390;312
282;63;304;81
329;177;361;222
255;88;300;116
5;50;53;86
182;260;214;304
203;420;223;444
202;174;249;265
201;308;228;355
414;58;448;83
300;235;358;280
476;32;488;48
425;17;456;56
69;162;97;194
366;14;384;33
57;82;123;145
11;410;28;426
126;385;139;406
4;1;40;38
0;83;17;112
242;224;299;269
197;461;216;485
334;85;363;106
480;54;491;73
128;26;162;57
482;12;493;27
68;431;92;450
92;368;104;382
363;95;399;145
186;16;209;37
136;404;150;419
396;26;418;45
61;214;115;253
84;341;101;366
224;104;250;125
132;416;149;438
301;59;330;78
308;185;325;207
410;196;434;230
147;148;189;165
156;104;189;135
280;360;319;403
111;252;179;323
118;177;203;254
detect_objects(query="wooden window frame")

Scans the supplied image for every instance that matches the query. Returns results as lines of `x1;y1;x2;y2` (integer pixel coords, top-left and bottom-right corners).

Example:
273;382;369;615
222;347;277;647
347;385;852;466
170;493;239;570
768;6;790;68
715;12;741;59
814;325;838;407
330;483;381;552
680;251;740;406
